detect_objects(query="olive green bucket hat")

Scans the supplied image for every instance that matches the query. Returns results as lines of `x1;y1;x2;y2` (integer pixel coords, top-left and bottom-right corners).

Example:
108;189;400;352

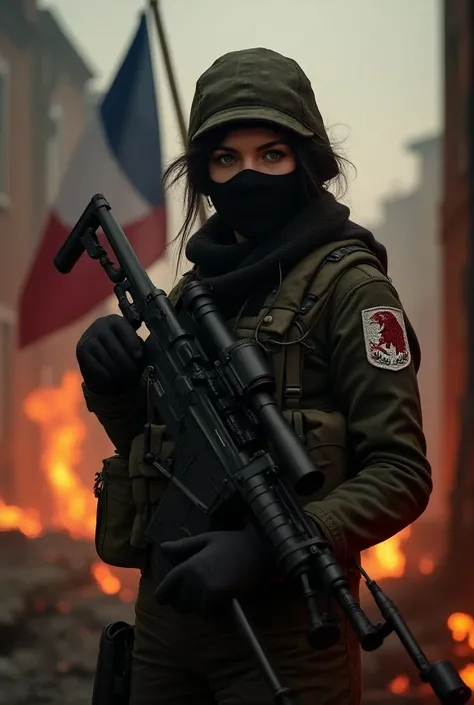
188;47;330;146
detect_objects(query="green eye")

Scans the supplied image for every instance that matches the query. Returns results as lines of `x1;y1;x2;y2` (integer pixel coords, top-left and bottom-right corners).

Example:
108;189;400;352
215;154;235;165
264;150;284;161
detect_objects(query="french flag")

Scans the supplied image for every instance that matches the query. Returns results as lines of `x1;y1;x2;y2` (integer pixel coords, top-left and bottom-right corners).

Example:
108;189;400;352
18;11;166;348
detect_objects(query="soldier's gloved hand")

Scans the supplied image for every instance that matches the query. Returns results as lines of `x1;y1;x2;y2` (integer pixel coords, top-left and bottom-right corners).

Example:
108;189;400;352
76;314;145;395
155;526;273;617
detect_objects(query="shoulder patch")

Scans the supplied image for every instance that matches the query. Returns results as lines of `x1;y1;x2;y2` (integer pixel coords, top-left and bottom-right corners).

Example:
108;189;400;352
361;306;411;371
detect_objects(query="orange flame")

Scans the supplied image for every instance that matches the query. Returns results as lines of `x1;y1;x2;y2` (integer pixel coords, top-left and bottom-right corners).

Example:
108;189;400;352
23;370;96;539
91;561;121;595
0;497;42;538
362;527;411;580
459;664;474;690
0;371;122;596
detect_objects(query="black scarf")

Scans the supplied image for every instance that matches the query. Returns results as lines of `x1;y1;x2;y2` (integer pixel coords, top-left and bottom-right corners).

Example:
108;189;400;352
185;192;387;318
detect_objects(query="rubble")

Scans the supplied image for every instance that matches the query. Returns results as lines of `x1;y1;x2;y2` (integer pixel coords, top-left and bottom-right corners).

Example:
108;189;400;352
0;530;135;705
0;529;471;704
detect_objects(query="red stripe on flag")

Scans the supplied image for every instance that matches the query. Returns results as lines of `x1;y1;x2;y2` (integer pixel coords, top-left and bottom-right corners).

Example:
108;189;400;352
18;208;166;348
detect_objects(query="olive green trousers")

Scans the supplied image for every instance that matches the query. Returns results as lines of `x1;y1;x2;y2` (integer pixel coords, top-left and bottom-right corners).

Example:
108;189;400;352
129;570;361;705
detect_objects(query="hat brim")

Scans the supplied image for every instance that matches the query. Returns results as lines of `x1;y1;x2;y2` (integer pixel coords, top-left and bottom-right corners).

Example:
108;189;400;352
191;105;314;142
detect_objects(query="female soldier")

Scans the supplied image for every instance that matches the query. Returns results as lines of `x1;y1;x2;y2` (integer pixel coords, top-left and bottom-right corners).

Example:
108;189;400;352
77;48;432;705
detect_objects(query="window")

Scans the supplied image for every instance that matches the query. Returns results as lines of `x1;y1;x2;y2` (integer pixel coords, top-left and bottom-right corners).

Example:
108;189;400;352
0;56;10;208
46;103;65;204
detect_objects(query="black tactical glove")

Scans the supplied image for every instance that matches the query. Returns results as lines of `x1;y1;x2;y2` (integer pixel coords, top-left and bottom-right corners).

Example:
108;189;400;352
76;314;145;395
154;525;274;618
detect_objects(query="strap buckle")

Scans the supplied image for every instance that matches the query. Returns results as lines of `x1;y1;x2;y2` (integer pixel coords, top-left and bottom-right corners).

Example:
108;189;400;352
284;385;302;400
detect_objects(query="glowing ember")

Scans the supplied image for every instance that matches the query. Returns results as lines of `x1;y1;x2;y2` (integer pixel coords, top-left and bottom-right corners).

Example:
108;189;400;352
0;497;42;538
362;527;411;580
119;588;135;603
459;664;474;690
418;556;434;575
448;613;474;643
445;613;474;688
448;613;474;649
388;674;410;694
91;561;121;595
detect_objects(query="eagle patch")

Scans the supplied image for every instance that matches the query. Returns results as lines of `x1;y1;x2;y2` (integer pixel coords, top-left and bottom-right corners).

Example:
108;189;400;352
361;307;411;371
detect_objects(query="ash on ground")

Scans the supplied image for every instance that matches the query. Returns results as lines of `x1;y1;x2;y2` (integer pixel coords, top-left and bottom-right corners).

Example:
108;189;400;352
0;530;471;705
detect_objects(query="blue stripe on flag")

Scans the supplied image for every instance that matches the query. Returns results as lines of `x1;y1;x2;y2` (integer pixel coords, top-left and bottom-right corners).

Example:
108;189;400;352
100;13;165;207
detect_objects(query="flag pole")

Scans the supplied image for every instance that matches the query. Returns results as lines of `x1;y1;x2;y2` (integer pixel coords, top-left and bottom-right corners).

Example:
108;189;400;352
148;0;207;226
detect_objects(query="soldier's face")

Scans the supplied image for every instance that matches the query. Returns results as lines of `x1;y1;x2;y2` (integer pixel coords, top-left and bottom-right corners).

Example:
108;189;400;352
208;127;297;184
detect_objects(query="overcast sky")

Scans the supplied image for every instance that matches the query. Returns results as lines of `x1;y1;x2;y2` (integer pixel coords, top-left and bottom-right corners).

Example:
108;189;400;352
39;0;442;227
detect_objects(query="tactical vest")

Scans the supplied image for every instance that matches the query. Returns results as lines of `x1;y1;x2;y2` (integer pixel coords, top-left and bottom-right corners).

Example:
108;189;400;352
94;237;388;569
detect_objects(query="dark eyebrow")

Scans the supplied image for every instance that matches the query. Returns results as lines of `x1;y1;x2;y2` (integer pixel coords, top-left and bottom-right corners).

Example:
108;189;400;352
213;139;286;153
214;144;239;153
256;139;286;151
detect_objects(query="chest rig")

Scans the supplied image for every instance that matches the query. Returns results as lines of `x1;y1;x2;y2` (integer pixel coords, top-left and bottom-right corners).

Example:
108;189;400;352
227;239;386;417
94;238;388;567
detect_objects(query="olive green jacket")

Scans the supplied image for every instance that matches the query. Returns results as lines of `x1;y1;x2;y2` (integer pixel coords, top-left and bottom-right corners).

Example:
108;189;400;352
83;255;432;563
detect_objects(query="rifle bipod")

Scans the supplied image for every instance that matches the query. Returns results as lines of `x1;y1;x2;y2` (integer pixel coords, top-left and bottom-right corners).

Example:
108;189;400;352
232;599;295;705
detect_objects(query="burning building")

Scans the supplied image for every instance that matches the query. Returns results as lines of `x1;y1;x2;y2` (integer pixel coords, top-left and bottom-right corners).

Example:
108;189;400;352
441;0;470;524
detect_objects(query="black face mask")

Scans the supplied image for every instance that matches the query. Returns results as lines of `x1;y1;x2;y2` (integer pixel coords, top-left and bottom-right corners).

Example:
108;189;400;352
207;169;307;241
